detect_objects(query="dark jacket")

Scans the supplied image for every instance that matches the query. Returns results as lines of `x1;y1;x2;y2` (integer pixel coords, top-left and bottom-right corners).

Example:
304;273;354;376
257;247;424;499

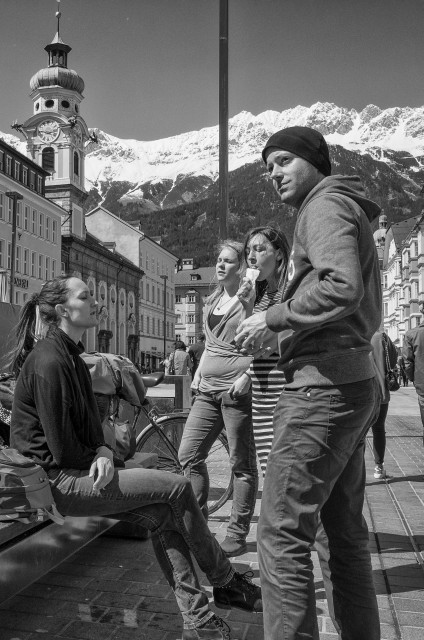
371;331;398;404
10;327;110;471
402;323;424;394
265;175;382;387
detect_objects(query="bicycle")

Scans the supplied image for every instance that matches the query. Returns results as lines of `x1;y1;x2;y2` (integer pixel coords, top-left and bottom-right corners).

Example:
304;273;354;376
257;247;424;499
134;372;234;515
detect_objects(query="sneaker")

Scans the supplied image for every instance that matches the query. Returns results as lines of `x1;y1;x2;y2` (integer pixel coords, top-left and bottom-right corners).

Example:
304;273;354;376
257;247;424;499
374;464;386;479
213;570;262;613
182;614;231;639
220;536;247;557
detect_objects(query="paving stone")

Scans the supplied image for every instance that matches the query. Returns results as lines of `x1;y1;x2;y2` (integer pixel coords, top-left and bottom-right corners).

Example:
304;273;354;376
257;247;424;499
59;620;116;639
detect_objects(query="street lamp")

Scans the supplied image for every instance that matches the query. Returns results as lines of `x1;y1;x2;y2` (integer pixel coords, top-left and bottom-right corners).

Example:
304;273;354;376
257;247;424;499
6;192;23;304
160;274;168;360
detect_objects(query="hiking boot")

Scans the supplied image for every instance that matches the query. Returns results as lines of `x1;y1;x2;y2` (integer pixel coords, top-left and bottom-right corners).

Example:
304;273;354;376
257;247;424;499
220;536;247;557
182;614;231;639
213;570;262;612
374;464;386;479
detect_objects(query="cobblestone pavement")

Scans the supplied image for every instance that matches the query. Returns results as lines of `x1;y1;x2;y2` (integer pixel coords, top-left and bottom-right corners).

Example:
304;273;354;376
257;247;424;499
1;387;423;640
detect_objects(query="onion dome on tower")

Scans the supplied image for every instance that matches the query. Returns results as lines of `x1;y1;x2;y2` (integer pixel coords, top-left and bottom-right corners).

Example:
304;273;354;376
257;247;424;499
30;32;84;95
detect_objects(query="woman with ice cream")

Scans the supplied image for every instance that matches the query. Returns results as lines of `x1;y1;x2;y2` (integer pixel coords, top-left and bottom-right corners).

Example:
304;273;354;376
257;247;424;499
178;240;258;558
237;226;290;475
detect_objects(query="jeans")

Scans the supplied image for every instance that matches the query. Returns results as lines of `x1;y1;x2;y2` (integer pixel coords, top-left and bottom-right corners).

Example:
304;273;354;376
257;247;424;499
178;390;258;540
48;466;234;629
417;394;424;444
258;379;381;640
371;402;389;464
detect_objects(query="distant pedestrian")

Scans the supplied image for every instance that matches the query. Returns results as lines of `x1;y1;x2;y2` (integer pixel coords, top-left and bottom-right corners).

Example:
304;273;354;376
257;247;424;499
234;126;382;639
398;355;408;386
370;331;398;479
169;341;192;376
403;304;424;444
188;334;206;377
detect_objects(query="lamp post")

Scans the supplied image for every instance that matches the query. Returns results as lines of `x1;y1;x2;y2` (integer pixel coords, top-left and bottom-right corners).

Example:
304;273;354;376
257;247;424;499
6;192;23;304
160;275;168;360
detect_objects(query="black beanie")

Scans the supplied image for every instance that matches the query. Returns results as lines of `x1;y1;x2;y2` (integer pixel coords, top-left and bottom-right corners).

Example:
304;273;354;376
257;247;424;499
262;126;331;176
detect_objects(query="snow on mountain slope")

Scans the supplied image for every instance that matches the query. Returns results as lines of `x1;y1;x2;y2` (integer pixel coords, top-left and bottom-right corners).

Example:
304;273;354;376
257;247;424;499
3;102;424;207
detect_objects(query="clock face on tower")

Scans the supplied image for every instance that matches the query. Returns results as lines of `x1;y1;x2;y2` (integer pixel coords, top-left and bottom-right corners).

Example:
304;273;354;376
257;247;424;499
37;120;60;143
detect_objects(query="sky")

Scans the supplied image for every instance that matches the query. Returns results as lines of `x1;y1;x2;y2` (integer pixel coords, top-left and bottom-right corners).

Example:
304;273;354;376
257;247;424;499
1;0;424;142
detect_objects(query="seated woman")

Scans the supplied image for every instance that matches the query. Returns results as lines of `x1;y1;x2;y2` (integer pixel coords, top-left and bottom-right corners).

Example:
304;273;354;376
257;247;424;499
9;276;261;640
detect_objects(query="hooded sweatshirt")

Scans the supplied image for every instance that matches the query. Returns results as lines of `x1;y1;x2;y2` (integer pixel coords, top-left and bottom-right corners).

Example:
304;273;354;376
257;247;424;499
265;175;382;387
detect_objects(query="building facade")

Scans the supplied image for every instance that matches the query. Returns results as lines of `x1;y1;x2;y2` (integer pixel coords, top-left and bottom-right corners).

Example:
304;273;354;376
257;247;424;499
0;139;62;305
174;260;216;345
381;215;423;348
85;207;178;370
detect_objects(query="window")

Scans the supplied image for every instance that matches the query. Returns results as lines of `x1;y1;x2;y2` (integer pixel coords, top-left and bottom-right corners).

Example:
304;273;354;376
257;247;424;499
151;318;155;335
6;156;12;175
188;314;195;323
73;152;79;176
24;205;29;230
140;315;144;332
52;219;57;243
14;161;20;181
146;254;149;270
146;283;150;301
22;166;28;185
31;252;36;277
0;239;4;267
146;317;150;334
52;260;56;278
45;217;50;241
23;249;29;275
7;243;11;269
37;176;43;193
7;198;12;223
38;254;43;279
29;171;35;190
176;314;182;324
0;150;4;171
39;212;44;237
45;257;50;281
15;246;21;273
140;281;144;298
16;201;22;228
31;209;37;233
176;295;181;303
152;257;155;274
187;294;196;303
188;336;195;345
152;285;155;304
0;192;3;220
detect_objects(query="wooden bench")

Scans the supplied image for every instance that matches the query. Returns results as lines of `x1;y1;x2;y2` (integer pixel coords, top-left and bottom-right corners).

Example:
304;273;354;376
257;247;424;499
0;451;157;607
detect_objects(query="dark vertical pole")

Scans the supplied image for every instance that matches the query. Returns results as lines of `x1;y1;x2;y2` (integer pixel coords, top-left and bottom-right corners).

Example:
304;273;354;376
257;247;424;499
161;275;168;358
6;192;23;304
219;0;228;241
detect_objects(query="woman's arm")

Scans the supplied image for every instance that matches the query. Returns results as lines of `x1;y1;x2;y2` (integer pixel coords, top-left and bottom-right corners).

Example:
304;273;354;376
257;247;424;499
191;350;206;390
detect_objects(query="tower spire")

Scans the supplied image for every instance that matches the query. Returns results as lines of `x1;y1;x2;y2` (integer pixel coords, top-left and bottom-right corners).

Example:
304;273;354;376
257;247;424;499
56;0;61;38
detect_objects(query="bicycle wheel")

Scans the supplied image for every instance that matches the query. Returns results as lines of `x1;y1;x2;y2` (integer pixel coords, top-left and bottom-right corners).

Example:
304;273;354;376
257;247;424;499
135;415;233;514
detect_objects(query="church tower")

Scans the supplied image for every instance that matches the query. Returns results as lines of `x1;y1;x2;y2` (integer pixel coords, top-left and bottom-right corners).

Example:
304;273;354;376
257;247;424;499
21;1;89;238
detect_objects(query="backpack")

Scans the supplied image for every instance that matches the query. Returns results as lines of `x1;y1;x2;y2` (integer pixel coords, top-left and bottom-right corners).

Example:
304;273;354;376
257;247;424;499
0;447;64;525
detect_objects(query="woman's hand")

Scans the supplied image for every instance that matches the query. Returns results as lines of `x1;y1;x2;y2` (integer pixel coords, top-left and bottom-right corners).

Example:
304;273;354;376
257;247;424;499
89;446;115;492
229;372;251;399
236;277;255;314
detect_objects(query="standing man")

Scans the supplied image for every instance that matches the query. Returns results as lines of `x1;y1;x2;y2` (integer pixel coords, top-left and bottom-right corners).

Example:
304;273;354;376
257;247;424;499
403;303;424;443
189;334;206;377
234;126;382;640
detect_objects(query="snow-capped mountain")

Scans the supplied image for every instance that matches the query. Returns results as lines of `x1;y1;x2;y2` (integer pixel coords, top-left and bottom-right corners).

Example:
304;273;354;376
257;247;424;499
3;101;424;212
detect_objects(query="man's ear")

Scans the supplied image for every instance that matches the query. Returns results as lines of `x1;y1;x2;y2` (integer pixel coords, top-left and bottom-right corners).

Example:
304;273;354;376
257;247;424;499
55;303;68;318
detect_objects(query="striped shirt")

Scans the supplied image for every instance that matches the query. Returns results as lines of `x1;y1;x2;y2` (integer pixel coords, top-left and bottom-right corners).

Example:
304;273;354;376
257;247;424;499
249;289;286;475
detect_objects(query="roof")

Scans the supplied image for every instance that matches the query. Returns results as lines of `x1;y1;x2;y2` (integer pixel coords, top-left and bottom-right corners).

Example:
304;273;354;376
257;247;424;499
175;266;216;286
390;216;420;249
